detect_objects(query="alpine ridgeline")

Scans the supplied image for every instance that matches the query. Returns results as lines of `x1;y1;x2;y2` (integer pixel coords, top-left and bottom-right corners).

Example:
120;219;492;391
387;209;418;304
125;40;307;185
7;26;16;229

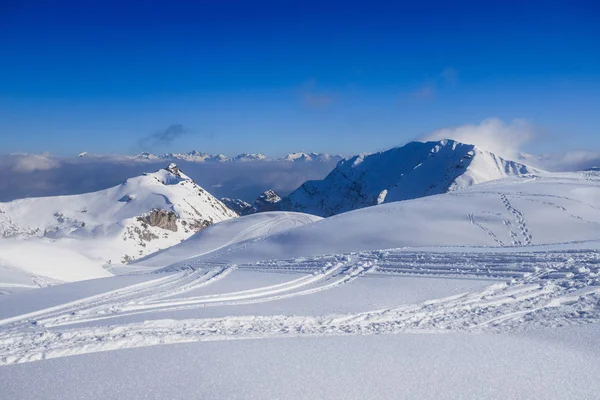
279;140;538;217
0;163;238;264
221;189;284;216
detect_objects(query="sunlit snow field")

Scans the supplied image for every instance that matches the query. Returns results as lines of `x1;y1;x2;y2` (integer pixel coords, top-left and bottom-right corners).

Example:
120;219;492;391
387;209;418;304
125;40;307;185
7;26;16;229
1;171;599;399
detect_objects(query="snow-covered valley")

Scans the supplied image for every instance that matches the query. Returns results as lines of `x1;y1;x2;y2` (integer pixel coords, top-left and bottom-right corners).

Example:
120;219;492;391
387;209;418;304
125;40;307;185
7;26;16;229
1;145;599;399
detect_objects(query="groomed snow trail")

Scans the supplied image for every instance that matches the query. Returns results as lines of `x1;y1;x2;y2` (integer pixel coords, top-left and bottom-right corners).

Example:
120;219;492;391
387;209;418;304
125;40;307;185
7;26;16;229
1;248;599;365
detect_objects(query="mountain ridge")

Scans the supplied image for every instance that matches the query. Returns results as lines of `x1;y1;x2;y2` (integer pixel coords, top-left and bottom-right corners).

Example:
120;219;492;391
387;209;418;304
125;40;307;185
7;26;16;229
278;139;539;217
0;164;238;268
126;151;342;163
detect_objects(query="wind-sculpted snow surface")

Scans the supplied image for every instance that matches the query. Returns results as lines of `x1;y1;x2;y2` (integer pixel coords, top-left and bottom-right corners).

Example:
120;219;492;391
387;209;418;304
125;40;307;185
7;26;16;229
1;169;599;399
121;212;322;272
202;172;600;263
0;247;599;365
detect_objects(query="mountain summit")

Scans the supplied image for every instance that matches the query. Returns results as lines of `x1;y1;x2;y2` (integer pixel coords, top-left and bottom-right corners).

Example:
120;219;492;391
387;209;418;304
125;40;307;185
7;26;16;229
279;140;538;217
0;164;238;265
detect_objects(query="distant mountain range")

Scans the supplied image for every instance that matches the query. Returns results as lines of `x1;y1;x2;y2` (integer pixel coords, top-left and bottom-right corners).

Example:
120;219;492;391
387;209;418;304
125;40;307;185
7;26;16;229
0;139;552;289
1;140;540;273
77;150;343;163
213;140;539;218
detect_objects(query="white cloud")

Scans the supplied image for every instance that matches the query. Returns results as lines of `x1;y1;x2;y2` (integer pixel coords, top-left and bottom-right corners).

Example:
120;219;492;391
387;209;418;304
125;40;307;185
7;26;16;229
420;118;536;160
0;156;338;202
535;150;600;172
11;154;61;172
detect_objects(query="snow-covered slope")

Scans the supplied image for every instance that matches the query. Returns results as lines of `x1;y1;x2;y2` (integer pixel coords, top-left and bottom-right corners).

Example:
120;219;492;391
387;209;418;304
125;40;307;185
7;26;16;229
0;164;237;273
280;139;537;217
196;172;600;264
127;212;321;271
0;238;112;293
0;170;599;400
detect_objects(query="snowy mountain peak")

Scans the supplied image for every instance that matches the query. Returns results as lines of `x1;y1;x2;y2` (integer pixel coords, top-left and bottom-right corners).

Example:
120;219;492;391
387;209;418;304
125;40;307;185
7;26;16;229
134;152;161;160
279;139;538;217
165;163;182;177
278;152;343;163
280;152;313;162
255;190;282;212
220;198;257;216
128;151;341;163
0;165;238;266
232;153;267;162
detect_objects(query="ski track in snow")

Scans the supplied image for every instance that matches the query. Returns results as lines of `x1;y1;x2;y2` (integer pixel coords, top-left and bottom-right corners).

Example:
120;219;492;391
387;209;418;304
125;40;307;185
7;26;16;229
1;248;599;365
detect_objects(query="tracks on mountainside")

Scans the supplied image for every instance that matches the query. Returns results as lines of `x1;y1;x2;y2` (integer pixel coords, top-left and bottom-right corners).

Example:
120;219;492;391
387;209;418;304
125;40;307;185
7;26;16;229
0;256;375;331
467;212;506;246
0;266;234;331
500;194;532;246
1;248;599;365
516;196;600;227
466;194;533;247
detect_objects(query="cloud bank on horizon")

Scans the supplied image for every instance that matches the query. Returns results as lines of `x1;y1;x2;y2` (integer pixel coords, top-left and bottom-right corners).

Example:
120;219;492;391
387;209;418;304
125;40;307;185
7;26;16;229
418;117;599;171
419;118;535;161
1;118;598;203
0;156;339;203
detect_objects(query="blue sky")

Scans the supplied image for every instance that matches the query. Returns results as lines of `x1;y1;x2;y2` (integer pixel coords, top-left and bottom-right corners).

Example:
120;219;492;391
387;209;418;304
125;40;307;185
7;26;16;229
1;0;599;156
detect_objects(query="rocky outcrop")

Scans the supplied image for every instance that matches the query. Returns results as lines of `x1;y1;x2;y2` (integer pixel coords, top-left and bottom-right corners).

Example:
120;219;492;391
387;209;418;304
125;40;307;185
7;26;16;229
138;209;178;232
221;198;257;216
165;163;182;177
255;190;282;212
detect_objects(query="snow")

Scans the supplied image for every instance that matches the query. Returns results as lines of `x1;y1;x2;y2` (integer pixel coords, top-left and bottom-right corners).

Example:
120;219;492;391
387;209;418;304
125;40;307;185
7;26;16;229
1;242;598;365
254;189;282;211
0;160;599;399
0;165;237;289
204;172;600;264
126;212;322;270
0;239;111;289
2;326;599;400
162;150;228;162
277;152;343;163
220;197;256;215
231;153;267;162
280;139;537;216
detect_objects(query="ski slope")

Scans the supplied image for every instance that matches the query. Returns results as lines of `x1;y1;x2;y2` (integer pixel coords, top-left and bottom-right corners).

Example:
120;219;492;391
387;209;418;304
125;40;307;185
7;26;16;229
0;170;599;399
